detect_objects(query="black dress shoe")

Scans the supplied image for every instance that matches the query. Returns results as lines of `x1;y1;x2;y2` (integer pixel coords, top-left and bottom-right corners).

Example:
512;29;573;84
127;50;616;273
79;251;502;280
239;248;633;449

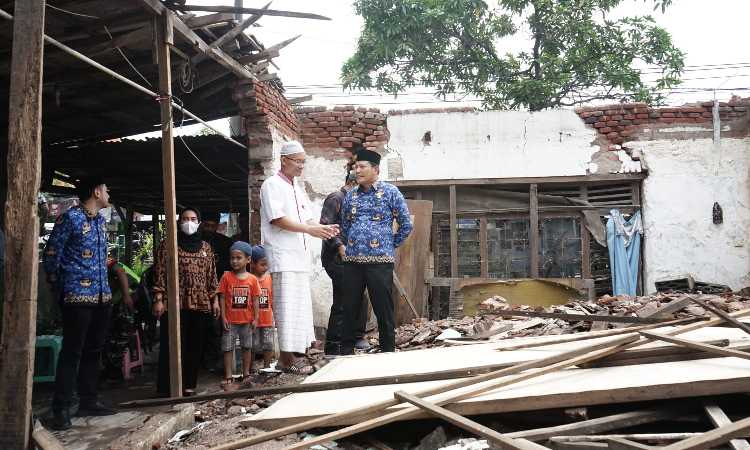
49;409;72;431
77;401;116;417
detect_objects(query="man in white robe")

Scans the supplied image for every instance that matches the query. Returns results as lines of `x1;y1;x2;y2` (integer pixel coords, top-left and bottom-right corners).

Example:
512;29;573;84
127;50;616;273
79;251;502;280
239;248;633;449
259;140;339;373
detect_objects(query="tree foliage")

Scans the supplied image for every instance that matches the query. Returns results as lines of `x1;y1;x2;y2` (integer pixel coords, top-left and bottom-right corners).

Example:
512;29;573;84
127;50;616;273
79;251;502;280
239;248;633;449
341;0;685;110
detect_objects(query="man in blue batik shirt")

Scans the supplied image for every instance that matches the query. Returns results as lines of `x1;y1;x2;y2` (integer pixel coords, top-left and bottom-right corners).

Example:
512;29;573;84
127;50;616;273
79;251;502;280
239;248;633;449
43;176;124;430
340;148;412;354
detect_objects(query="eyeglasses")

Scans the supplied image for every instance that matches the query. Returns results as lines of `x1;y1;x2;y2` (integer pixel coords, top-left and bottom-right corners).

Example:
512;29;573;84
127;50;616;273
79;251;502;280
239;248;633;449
283;156;306;166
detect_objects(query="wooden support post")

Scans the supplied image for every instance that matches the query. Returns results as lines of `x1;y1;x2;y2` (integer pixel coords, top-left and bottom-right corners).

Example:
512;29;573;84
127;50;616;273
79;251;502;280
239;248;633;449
639;331;750;361
430;217;440;319
703;403;750;450
124;204;134;266
394;391;550;450
0;1;45;448
156;11;183;398
529;184;540;277
479;216;488;278
449;185;458;277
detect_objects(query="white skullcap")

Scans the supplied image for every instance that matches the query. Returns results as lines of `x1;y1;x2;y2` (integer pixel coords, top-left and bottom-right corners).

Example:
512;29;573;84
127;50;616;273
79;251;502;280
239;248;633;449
280;140;305;156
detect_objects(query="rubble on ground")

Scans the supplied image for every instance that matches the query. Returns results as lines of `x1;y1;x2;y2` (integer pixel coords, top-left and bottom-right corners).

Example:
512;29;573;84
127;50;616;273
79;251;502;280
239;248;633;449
374;291;750;351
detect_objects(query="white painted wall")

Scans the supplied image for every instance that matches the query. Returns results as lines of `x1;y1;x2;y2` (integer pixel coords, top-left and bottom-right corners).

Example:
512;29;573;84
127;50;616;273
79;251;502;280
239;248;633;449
382;109;602;180
635;136;750;292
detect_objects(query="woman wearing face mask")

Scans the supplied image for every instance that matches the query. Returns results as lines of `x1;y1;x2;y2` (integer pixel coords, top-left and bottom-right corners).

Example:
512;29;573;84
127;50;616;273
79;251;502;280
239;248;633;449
152;207;219;396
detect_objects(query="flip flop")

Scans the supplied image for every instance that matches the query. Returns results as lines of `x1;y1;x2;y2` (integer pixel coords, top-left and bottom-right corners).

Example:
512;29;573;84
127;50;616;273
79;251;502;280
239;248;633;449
279;360;314;375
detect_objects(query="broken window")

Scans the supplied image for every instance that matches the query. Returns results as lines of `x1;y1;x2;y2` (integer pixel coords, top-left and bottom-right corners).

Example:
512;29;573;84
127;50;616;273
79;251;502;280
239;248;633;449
488;218;530;278
539;216;582;278
436;218;451;277
457;218;481;277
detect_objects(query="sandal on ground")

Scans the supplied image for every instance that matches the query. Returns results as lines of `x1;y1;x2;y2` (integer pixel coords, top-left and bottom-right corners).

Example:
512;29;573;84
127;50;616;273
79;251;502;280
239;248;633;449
279;360;314;375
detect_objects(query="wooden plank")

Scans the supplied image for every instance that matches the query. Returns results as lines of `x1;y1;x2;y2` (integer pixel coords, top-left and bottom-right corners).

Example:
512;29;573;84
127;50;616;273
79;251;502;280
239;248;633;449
639;331;750;361
390;174;647;188
633;296;692;321
688;296;750;335
703;403;750;450
553;433;724;443
607;438;654;450
192;2;271;65
660;417;750;450
506;409;681;442
0;1;45;448
218;334;640;450
482;309;664;324
156;12;183;398
430;215;440;318
530;184;540;277
184;13;236;28
394;391;551;450
449;185;458;277
288;94;313;104
480;216;488;278
174;4;331;20
139;0;256;81
393;200;432;324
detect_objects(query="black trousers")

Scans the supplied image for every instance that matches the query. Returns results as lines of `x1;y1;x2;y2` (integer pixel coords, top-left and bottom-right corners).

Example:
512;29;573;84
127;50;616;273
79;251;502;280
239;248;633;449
157;309;212;394
52;305;112;412
340;263;395;354
323;261;368;355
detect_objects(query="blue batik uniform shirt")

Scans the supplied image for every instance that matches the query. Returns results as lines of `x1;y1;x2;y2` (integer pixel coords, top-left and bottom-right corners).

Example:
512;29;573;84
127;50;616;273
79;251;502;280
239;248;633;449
341;181;413;263
43;206;112;306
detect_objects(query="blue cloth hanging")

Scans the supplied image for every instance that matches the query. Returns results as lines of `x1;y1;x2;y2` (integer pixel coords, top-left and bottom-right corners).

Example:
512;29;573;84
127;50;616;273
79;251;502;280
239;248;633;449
606;209;643;296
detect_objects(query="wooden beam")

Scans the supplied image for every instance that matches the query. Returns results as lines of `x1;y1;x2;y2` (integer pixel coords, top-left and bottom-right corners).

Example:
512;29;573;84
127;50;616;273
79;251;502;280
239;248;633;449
660;416;750;450
392;272;419;318
139;0;256;81
287;94;312;104
184;13;236;29
192;1;272;65
173;4;331;21
237;48;279;64
483;309;664;324
394;391;551;450
529;183;540;277
703;403;750;450
0;1;45;448
506;409;682;442
688;296;750;335
156;11;183;398
639;331;750;360
390;173;647;188
479;216;488;278
449;185;458;277
606;438;654;450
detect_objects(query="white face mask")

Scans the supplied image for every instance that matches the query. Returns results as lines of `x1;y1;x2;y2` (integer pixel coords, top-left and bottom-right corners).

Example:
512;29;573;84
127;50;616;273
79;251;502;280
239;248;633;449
180;221;200;235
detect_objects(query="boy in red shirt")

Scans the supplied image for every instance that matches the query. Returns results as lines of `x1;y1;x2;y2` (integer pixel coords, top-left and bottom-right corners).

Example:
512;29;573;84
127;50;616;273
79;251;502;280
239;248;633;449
218;241;260;390
250;246;275;369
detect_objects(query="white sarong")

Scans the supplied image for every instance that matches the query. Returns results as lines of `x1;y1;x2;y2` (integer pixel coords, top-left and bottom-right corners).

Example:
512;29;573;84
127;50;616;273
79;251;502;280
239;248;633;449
272;271;315;353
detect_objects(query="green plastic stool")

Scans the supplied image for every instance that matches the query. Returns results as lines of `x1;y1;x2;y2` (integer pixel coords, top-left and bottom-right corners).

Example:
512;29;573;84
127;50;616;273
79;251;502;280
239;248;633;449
34;335;62;383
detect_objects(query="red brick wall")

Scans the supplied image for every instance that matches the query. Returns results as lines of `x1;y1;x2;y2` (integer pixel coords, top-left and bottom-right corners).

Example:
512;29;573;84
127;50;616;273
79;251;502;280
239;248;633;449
576;98;750;146
296;105;388;151
233;80;300;140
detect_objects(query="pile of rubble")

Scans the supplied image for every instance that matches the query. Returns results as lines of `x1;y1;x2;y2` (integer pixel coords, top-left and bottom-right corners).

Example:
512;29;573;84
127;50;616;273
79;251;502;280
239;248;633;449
377;291;750;351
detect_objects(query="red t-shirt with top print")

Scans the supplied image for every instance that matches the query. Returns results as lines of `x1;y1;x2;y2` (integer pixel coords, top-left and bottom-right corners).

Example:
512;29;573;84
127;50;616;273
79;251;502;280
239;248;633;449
255;274;274;328
218;271;260;324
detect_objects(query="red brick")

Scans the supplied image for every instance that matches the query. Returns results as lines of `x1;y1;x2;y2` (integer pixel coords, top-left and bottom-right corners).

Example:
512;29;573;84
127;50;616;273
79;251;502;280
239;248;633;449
636;113;649;119
659;117;676;123
701;112;713;118
688;112;701;118
619;120;632;126
302;122;319;128
632;119;644;125
318;121;340;127
590;110;604;117
661;112;675;118
734;106;747;112
340;140;353;148
353;132;365;139
606;120;618;127
623;114;635;120
611;115;623;121
317;136;337;143
365;135;378;142
606;132;620;140
593;122;607;128
351;126;367;133
365;123;379;129
599;127;613;134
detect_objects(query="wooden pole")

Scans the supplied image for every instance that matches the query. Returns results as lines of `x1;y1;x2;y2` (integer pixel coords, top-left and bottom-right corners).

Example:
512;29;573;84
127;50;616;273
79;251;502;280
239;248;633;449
703;403;750;450
449;185;458;277
661;416;750;450
639;331;750;361
529;184;540;277
156;11;183;398
394;390;550;450
0;1;45;448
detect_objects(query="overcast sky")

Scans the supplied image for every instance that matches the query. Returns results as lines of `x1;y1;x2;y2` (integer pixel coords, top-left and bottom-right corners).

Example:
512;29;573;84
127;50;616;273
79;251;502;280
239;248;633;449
157;0;750;136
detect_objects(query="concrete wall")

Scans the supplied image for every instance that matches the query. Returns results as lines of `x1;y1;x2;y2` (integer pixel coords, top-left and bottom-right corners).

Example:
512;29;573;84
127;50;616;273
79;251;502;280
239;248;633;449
635;135;750;292
381;109;606;180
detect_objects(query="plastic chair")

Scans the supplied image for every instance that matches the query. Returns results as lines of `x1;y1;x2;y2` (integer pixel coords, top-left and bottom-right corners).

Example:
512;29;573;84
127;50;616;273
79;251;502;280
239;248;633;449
122;331;144;380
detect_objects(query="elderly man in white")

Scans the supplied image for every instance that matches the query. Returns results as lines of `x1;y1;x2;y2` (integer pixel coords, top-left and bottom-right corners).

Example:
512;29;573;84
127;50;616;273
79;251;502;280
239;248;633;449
260;140;339;374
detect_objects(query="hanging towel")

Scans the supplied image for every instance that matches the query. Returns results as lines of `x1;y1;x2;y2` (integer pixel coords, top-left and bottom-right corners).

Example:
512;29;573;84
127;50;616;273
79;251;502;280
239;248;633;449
606;209;643;296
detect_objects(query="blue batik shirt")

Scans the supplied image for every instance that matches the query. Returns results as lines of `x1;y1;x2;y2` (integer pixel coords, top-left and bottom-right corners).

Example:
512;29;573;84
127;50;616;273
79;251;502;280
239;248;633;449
43;206;112;306
341;181;413;264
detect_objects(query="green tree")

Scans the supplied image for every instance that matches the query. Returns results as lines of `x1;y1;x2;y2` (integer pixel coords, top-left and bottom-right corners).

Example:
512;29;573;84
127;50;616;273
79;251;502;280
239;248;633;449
341;0;684;111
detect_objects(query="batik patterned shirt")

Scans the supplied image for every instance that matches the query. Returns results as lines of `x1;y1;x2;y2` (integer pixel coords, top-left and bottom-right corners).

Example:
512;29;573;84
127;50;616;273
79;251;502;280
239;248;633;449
43;206;112;306
341;181;413;264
